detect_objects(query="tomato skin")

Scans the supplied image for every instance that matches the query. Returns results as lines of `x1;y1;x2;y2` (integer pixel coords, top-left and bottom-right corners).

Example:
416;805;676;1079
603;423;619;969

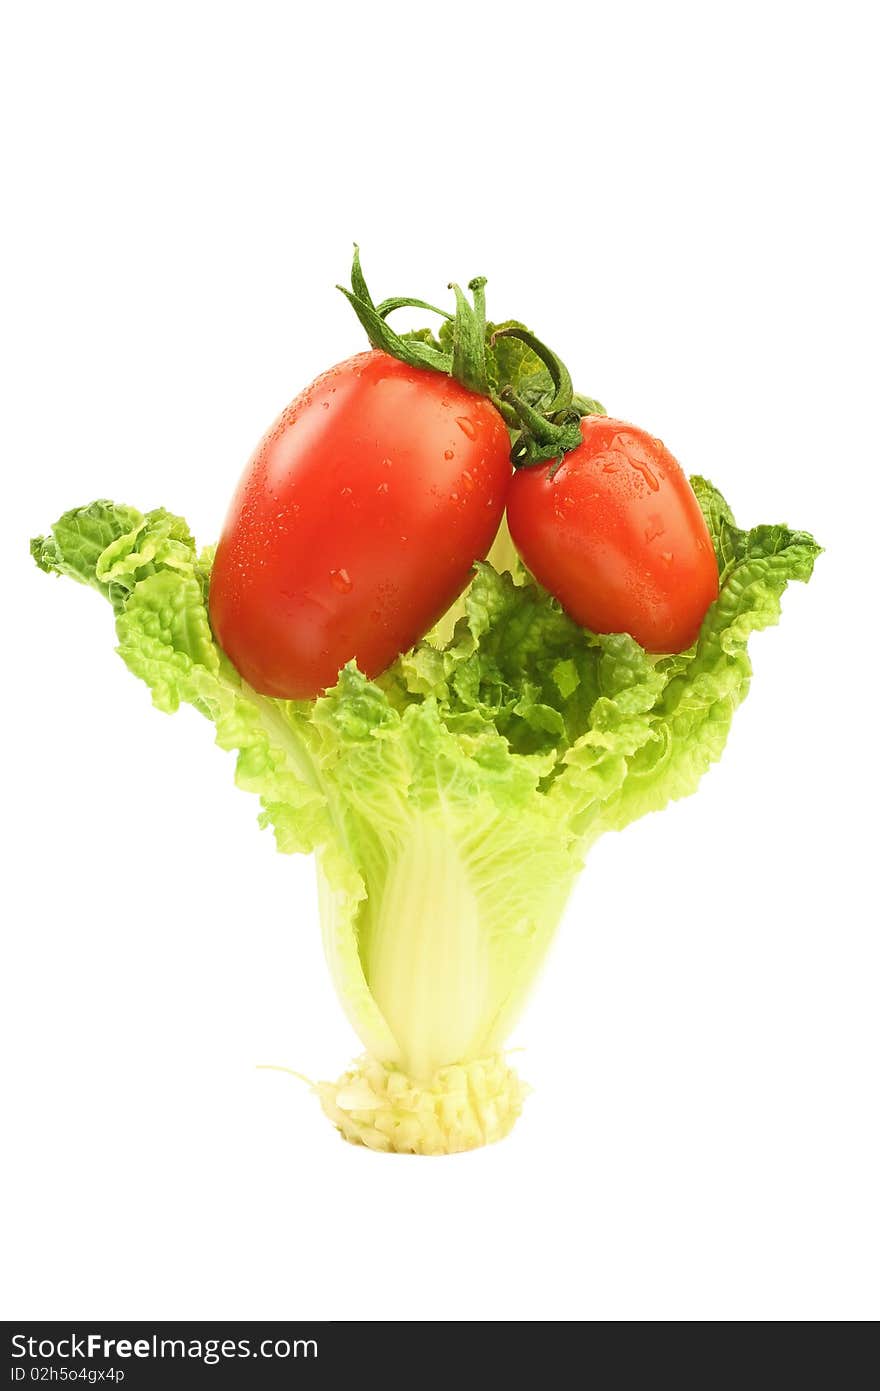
507;416;719;652
209;350;511;698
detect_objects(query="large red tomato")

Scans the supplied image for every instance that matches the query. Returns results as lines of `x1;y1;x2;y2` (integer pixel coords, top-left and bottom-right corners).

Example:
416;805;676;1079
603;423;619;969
507;416;719;652
209;350;511;698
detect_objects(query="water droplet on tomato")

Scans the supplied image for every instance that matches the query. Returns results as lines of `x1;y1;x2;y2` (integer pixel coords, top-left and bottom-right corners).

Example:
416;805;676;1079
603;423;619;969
444;449;454;460
461;470;474;492
321;401;329;410
644;516;665;543
382;457;393;468
661;551;674;564
340;486;352;497
450;492;459;502
627;456;660;491
455;417;477;440
329;568;353;593
377;481;389;494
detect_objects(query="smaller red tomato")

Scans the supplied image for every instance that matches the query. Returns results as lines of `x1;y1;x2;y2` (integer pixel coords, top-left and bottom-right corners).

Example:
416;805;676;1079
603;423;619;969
507;416;719;652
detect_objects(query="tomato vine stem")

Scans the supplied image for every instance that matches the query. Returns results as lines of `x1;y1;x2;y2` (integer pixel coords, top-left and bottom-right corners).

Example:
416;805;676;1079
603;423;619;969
339;246;605;471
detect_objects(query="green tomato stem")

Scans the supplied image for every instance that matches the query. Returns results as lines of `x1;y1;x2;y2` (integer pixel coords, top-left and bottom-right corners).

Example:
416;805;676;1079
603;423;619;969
339;246;602;470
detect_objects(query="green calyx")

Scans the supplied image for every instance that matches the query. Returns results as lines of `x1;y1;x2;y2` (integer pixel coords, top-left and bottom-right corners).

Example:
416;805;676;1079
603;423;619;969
338;246;606;471
492;325;594;476
338;245;488;393
338;248;447;370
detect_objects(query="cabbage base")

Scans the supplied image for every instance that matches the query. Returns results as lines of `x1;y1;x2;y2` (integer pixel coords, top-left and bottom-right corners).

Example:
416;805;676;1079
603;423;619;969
317;1053;526;1155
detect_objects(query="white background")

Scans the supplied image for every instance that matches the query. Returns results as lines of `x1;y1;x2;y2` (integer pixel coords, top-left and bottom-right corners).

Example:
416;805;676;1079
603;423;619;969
2;1;877;1322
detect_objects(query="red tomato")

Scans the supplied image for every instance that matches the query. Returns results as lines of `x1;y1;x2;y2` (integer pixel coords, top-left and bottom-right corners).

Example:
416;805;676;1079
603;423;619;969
209;350;511;698
507;416;719;652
